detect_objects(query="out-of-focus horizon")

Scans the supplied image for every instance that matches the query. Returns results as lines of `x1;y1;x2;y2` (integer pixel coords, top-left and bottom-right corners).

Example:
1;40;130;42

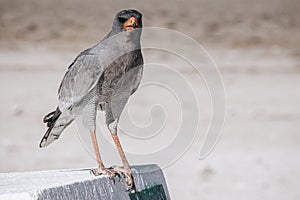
1;0;300;49
0;0;300;200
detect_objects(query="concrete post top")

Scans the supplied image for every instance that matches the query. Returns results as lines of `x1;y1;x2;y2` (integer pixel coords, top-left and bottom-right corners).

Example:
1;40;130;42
0;164;171;200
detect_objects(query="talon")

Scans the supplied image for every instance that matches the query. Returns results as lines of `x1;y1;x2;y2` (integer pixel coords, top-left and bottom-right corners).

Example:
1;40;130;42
90;168;101;176
108;165;117;170
125;174;134;192
111;166;135;192
90;168;116;179
115;172;122;179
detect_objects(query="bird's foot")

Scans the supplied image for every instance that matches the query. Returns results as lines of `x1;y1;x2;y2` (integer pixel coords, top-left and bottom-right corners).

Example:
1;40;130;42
110;166;136;193
90;167;116;179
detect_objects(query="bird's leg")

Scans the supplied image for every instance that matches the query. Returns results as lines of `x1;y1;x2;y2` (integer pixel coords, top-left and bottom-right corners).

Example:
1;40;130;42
107;125;135;192
90;130;115;178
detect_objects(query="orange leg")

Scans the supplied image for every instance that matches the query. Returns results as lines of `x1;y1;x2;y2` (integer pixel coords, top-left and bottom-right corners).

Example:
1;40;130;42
90;130;115;178
111;134;131;170
108;127;135;192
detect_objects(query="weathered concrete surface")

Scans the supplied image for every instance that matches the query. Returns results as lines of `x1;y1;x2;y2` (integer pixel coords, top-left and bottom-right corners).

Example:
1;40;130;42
0;164;170;200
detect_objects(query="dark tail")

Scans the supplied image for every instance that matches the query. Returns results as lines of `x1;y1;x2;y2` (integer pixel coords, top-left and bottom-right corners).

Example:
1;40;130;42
43;108;61;128
39;108;72;148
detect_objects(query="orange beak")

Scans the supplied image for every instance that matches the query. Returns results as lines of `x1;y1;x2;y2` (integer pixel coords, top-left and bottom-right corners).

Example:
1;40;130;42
123;17;138;30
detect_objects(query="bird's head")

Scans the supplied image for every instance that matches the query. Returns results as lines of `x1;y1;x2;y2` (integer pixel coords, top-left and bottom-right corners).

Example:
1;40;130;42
112;9;143;34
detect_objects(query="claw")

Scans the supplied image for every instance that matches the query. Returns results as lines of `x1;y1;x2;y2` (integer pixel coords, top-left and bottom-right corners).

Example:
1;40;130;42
111;166;136;193
90;168;116;180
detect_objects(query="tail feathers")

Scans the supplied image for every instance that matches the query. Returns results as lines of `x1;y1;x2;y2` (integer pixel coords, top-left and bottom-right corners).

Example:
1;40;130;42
39;108;73;148
43;108;61;127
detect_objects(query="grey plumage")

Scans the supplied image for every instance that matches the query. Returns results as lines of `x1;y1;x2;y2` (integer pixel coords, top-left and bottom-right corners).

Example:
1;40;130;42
40;9;143;147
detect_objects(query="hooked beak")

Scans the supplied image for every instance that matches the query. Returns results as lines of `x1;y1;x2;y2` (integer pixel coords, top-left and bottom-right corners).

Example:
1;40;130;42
123;17;138;30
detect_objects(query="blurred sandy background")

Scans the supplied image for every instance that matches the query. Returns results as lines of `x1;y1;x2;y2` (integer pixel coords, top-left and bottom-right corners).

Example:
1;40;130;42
1;0;300;199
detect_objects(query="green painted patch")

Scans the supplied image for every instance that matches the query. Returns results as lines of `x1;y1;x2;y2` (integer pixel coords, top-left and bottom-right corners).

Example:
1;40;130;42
129;184;167;200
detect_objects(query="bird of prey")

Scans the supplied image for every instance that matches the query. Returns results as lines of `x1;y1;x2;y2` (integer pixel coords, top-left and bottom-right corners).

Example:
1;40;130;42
39;9;143;192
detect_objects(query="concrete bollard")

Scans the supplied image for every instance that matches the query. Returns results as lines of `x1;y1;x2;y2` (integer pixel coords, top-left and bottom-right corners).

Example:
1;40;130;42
0;164;171;200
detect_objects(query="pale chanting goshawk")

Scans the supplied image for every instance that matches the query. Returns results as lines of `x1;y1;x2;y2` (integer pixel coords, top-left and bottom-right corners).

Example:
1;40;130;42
39;9;144;192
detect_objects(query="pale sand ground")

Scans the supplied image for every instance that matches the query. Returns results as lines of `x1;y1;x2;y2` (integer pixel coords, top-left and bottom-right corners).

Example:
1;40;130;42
1;0;300;199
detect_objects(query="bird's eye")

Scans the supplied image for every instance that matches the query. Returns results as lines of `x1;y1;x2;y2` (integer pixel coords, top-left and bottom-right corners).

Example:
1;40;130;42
118;17;127;23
